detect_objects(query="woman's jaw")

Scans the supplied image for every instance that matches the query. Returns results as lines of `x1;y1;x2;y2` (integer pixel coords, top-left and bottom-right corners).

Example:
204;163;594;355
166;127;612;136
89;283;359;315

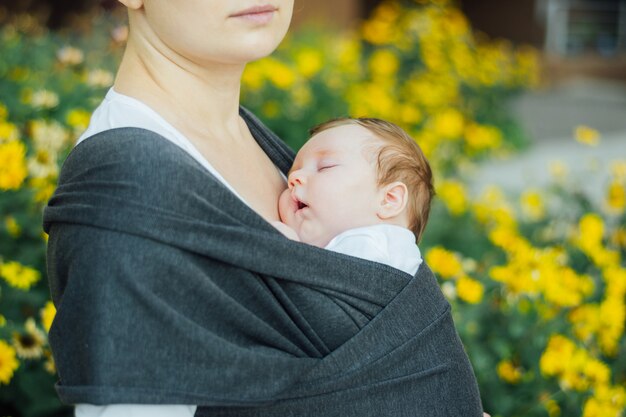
113;1;294;142
122;1;294;67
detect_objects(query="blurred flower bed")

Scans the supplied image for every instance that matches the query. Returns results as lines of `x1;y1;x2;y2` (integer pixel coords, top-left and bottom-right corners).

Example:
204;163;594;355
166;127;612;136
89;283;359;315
0;0;624;416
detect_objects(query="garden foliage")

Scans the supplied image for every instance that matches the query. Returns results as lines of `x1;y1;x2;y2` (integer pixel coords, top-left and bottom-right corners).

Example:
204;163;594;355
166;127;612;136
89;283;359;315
0;1;624;416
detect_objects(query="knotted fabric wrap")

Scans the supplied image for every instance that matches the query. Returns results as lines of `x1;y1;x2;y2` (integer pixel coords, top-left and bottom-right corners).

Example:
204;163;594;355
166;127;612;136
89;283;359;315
43;108;483;416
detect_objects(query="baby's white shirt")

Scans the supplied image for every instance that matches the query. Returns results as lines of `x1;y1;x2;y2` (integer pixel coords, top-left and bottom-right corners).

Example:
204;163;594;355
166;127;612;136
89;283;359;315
325;224;422;276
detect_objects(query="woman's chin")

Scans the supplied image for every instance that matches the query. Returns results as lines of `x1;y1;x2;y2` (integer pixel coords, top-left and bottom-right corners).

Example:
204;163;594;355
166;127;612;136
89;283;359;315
238;36;288;61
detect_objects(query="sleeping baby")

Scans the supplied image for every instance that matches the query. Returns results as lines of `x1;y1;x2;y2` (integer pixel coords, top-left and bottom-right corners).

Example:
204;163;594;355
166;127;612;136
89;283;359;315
272;117;435;276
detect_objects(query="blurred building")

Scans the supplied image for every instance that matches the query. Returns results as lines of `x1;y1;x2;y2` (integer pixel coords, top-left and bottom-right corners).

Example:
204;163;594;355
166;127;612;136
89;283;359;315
461;0;626;82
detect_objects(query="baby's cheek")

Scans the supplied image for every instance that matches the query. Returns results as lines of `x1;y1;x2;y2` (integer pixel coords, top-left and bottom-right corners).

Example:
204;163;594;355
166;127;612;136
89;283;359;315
277;189;294;222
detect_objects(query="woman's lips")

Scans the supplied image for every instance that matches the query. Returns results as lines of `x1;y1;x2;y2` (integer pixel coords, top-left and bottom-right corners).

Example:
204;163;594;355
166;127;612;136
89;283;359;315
229;5;278;24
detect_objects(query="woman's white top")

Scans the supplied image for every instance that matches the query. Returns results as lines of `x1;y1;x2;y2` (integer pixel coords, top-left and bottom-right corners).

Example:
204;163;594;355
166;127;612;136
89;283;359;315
77;88;252;204
325;224;422;276
73;88;421;417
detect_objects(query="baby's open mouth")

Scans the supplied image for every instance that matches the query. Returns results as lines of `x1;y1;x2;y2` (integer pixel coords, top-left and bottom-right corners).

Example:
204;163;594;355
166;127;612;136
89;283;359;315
297;201;308;210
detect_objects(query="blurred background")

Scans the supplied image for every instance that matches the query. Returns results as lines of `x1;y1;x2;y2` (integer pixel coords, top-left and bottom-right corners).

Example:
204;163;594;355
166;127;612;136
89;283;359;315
0;1;624;416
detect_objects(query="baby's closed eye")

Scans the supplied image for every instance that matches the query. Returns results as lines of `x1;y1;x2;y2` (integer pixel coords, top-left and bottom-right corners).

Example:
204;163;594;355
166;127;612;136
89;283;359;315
318;164;338;171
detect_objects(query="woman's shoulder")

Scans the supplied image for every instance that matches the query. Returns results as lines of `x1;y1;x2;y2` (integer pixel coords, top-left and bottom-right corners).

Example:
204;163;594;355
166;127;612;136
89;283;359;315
73;127;189;162
61;128;204;187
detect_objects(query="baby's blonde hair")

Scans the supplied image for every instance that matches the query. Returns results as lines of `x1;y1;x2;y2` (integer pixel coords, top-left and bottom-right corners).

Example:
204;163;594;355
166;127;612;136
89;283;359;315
310;117;435;242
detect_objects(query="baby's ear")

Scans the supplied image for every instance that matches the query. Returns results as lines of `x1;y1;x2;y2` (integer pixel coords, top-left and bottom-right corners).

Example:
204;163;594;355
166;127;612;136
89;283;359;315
376;181;409;220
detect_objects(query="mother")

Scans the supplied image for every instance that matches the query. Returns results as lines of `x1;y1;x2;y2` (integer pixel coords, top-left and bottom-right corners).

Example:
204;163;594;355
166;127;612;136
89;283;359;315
43;1;484;416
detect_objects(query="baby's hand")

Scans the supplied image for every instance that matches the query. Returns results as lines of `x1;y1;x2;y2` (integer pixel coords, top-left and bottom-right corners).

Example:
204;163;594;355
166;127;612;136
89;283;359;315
271;221;301;242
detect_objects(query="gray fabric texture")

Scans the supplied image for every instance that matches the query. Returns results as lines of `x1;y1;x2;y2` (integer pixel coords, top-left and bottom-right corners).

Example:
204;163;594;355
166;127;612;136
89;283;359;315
43;107;483;416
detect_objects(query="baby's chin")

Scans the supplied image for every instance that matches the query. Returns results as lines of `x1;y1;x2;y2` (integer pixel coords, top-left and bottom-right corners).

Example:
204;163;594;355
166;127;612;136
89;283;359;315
295;224;334;248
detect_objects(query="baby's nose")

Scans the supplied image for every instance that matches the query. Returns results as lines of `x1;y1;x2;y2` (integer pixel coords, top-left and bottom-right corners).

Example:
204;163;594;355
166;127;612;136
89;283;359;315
288;171;305;188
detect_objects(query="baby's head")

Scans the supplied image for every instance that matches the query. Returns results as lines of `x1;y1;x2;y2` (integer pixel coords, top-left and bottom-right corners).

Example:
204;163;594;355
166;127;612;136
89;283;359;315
279;117;435;247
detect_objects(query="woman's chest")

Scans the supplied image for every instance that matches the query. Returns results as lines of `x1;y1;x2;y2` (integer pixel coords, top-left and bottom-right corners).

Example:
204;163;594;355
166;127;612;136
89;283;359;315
194;140;287;222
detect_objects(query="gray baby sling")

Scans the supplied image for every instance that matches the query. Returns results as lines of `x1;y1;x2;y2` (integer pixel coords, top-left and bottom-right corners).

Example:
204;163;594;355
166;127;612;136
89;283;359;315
43;107;483;416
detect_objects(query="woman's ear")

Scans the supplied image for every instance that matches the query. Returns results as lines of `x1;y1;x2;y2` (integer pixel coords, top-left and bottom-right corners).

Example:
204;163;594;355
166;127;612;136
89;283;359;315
376;182;409;220
117;0;144;10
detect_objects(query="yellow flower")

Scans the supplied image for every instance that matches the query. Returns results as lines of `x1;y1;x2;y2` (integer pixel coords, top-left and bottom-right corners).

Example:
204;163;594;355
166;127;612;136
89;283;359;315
520;190;546;221
0;120;19;142
347;82;394;118
437;179;468;215
497;360;523;384
43;350;56;375
406;74;459;109
263;58;296;90
362;20;394;45
473;186;517;229
4;216;21;237
0;140;28;190
605;181;625;215
40;301;56;333
542;267;594;307
575;125;600;146
420;42;447;72
0;315;5;327
581;215;619;262
66;109;91;132
242;62;265;91
583;384;626;417
544;399;561;417
456;276;484;304
464;123;502;152
488;225;523;250
399;105;422;125
0;340;19;385
295;48;323;78
0;261;41;291
540;334;573;376
540;334;613;392
29;177;58;204
431;108;464;139
579;213;605;245
12;318;46;360
361;2;400;45
368;49;399;78
426;246;463;279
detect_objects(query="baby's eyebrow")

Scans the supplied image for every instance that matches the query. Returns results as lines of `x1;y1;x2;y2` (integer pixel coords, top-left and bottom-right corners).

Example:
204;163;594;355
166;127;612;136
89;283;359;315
316;149;335;158
288;148;338;175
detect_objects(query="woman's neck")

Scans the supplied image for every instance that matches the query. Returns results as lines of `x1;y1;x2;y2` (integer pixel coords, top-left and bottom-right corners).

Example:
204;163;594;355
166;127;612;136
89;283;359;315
113;34;247;144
